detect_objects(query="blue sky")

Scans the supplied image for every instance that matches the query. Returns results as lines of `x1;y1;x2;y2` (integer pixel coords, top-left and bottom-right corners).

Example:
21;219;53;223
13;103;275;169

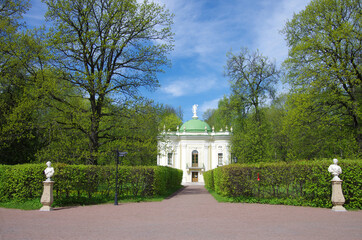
24;0;311;121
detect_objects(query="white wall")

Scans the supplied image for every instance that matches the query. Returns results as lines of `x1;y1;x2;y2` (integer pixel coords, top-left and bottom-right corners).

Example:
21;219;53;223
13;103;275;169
158;133;231;183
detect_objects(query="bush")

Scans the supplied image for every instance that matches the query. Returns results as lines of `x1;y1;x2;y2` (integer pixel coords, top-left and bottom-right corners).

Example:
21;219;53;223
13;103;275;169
204;159;362;209
203;170;214;190
0;164;183;202
0;164;44;201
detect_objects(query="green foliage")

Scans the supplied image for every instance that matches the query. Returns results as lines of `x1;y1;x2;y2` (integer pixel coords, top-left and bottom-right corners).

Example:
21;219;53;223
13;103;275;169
282;92;360;160
0;0;49;164
203;169;214;190
282;0;362;152
159;113;182;132
41;0;174;164
226;48;279;122
0;0;29;34
0;164;44;201
204;160;362;209
0;198;43;210
232;112;275;163
0;164;183;203
153;165;183;195
1;0;176;166
203;95;241;131
206;0;361;164
222;48;281;163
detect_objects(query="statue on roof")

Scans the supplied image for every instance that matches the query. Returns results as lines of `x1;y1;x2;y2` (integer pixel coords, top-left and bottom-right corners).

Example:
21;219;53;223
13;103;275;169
192;104;198;118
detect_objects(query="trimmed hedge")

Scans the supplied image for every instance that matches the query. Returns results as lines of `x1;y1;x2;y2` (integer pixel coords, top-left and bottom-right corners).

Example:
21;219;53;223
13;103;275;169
0;164;183;202
204;160;362;209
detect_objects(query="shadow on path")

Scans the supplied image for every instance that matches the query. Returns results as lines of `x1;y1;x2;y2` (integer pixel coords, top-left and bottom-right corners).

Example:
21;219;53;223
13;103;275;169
165;185;210;200
177;186;209;195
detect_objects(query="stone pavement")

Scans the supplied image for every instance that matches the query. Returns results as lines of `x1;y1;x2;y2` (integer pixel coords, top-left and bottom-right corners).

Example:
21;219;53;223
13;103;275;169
0;185;361;240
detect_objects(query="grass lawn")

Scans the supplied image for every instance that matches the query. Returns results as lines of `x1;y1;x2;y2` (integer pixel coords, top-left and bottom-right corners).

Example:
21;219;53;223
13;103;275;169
0;199;43;210
205;186;331;208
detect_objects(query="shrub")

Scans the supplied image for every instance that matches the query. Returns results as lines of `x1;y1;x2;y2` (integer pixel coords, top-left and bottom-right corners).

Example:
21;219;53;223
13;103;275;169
203;170;214;190
0;164;183;202
0;164;44;201
205;159;362;209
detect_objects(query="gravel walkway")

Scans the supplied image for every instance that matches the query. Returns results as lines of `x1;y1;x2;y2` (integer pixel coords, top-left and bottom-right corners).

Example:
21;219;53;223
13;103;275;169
0;185;361;240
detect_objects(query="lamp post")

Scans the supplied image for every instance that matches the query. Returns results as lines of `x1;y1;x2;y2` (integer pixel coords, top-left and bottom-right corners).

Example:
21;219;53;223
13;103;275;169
114;150;127;205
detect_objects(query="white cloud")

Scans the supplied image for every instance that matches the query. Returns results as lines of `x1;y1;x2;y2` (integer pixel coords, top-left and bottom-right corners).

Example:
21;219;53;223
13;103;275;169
199;98;221;113
156;0;312;101
156;0;252;68
161;75;218;97
158;0;310;67
153;0;311;77
251;0;311;64
25;0;47;21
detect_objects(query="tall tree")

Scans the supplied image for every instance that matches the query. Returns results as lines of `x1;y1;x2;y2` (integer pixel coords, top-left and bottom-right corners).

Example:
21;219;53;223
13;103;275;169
0;0;48;164
44;0;174;164
226;48;279;123
0;0;29;34
203;95;241;131
225;48;280;162
283;0;362;153
158;104;182;132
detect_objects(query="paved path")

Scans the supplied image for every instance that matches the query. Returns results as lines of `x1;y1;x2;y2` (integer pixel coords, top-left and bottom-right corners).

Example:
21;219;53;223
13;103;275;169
0;185;361;240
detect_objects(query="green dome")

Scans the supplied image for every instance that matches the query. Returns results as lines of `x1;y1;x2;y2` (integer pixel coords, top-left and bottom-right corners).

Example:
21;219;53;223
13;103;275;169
180;118;212;133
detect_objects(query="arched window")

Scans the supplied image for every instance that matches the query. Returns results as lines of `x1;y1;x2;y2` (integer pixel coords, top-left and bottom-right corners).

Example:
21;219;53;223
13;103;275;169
192;150;198;167
218;153;223;166
168;153;173;165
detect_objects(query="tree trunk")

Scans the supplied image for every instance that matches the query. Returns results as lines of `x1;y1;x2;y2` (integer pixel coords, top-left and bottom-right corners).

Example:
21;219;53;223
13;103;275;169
88;94;103;165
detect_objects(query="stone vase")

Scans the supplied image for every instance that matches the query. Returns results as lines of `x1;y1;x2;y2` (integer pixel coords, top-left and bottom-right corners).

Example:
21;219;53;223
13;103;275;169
331;180;346;212
40;181;54;211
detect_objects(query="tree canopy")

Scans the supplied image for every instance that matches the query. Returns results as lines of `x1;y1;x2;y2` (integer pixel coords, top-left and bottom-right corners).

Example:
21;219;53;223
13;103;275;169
206;0;361;163
1;0;360;165
43;0;174;164
0;0;175;165
283;0;361;151
226;48;279;123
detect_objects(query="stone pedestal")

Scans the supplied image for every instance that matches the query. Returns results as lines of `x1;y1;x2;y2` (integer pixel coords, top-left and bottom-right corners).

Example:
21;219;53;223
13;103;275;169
40;181;54;211
331;180;346;212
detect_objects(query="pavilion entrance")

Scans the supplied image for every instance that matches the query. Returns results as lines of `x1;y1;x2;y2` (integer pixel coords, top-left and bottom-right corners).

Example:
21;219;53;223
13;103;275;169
192;172;198;182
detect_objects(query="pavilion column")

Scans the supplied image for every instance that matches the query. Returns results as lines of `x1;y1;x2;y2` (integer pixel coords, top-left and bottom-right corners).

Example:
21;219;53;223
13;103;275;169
211;143;217;169
181;144;188;182
225;143;230;165
204;144;209;171
159;142;166;166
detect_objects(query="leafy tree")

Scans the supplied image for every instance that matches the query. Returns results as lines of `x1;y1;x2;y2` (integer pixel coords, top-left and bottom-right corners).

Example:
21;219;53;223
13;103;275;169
225;48;280;162
34;99;172;166
225;48;279;123
0;0;30;116
0;0;48;164
202;108;217;127
203;95;242;131
282;91;359;160
101;100;161;166
158;104;182;132
283;0;362;154
265;94;288;161
0;0;29;34
43;0;174;164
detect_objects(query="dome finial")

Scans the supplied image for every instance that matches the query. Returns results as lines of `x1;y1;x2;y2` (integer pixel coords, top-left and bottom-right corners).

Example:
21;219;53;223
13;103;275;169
192;104;199;119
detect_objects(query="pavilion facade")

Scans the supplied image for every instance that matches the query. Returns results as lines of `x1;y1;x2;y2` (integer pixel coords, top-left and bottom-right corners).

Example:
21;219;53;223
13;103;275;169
157;105;231;184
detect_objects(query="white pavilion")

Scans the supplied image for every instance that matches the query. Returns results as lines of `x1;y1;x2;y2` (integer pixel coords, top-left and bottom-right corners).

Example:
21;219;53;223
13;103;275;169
157;105;232;184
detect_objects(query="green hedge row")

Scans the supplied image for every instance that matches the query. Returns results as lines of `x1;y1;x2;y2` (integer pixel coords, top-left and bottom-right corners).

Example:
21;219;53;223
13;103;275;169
204;160;362;209
0;164;183;201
